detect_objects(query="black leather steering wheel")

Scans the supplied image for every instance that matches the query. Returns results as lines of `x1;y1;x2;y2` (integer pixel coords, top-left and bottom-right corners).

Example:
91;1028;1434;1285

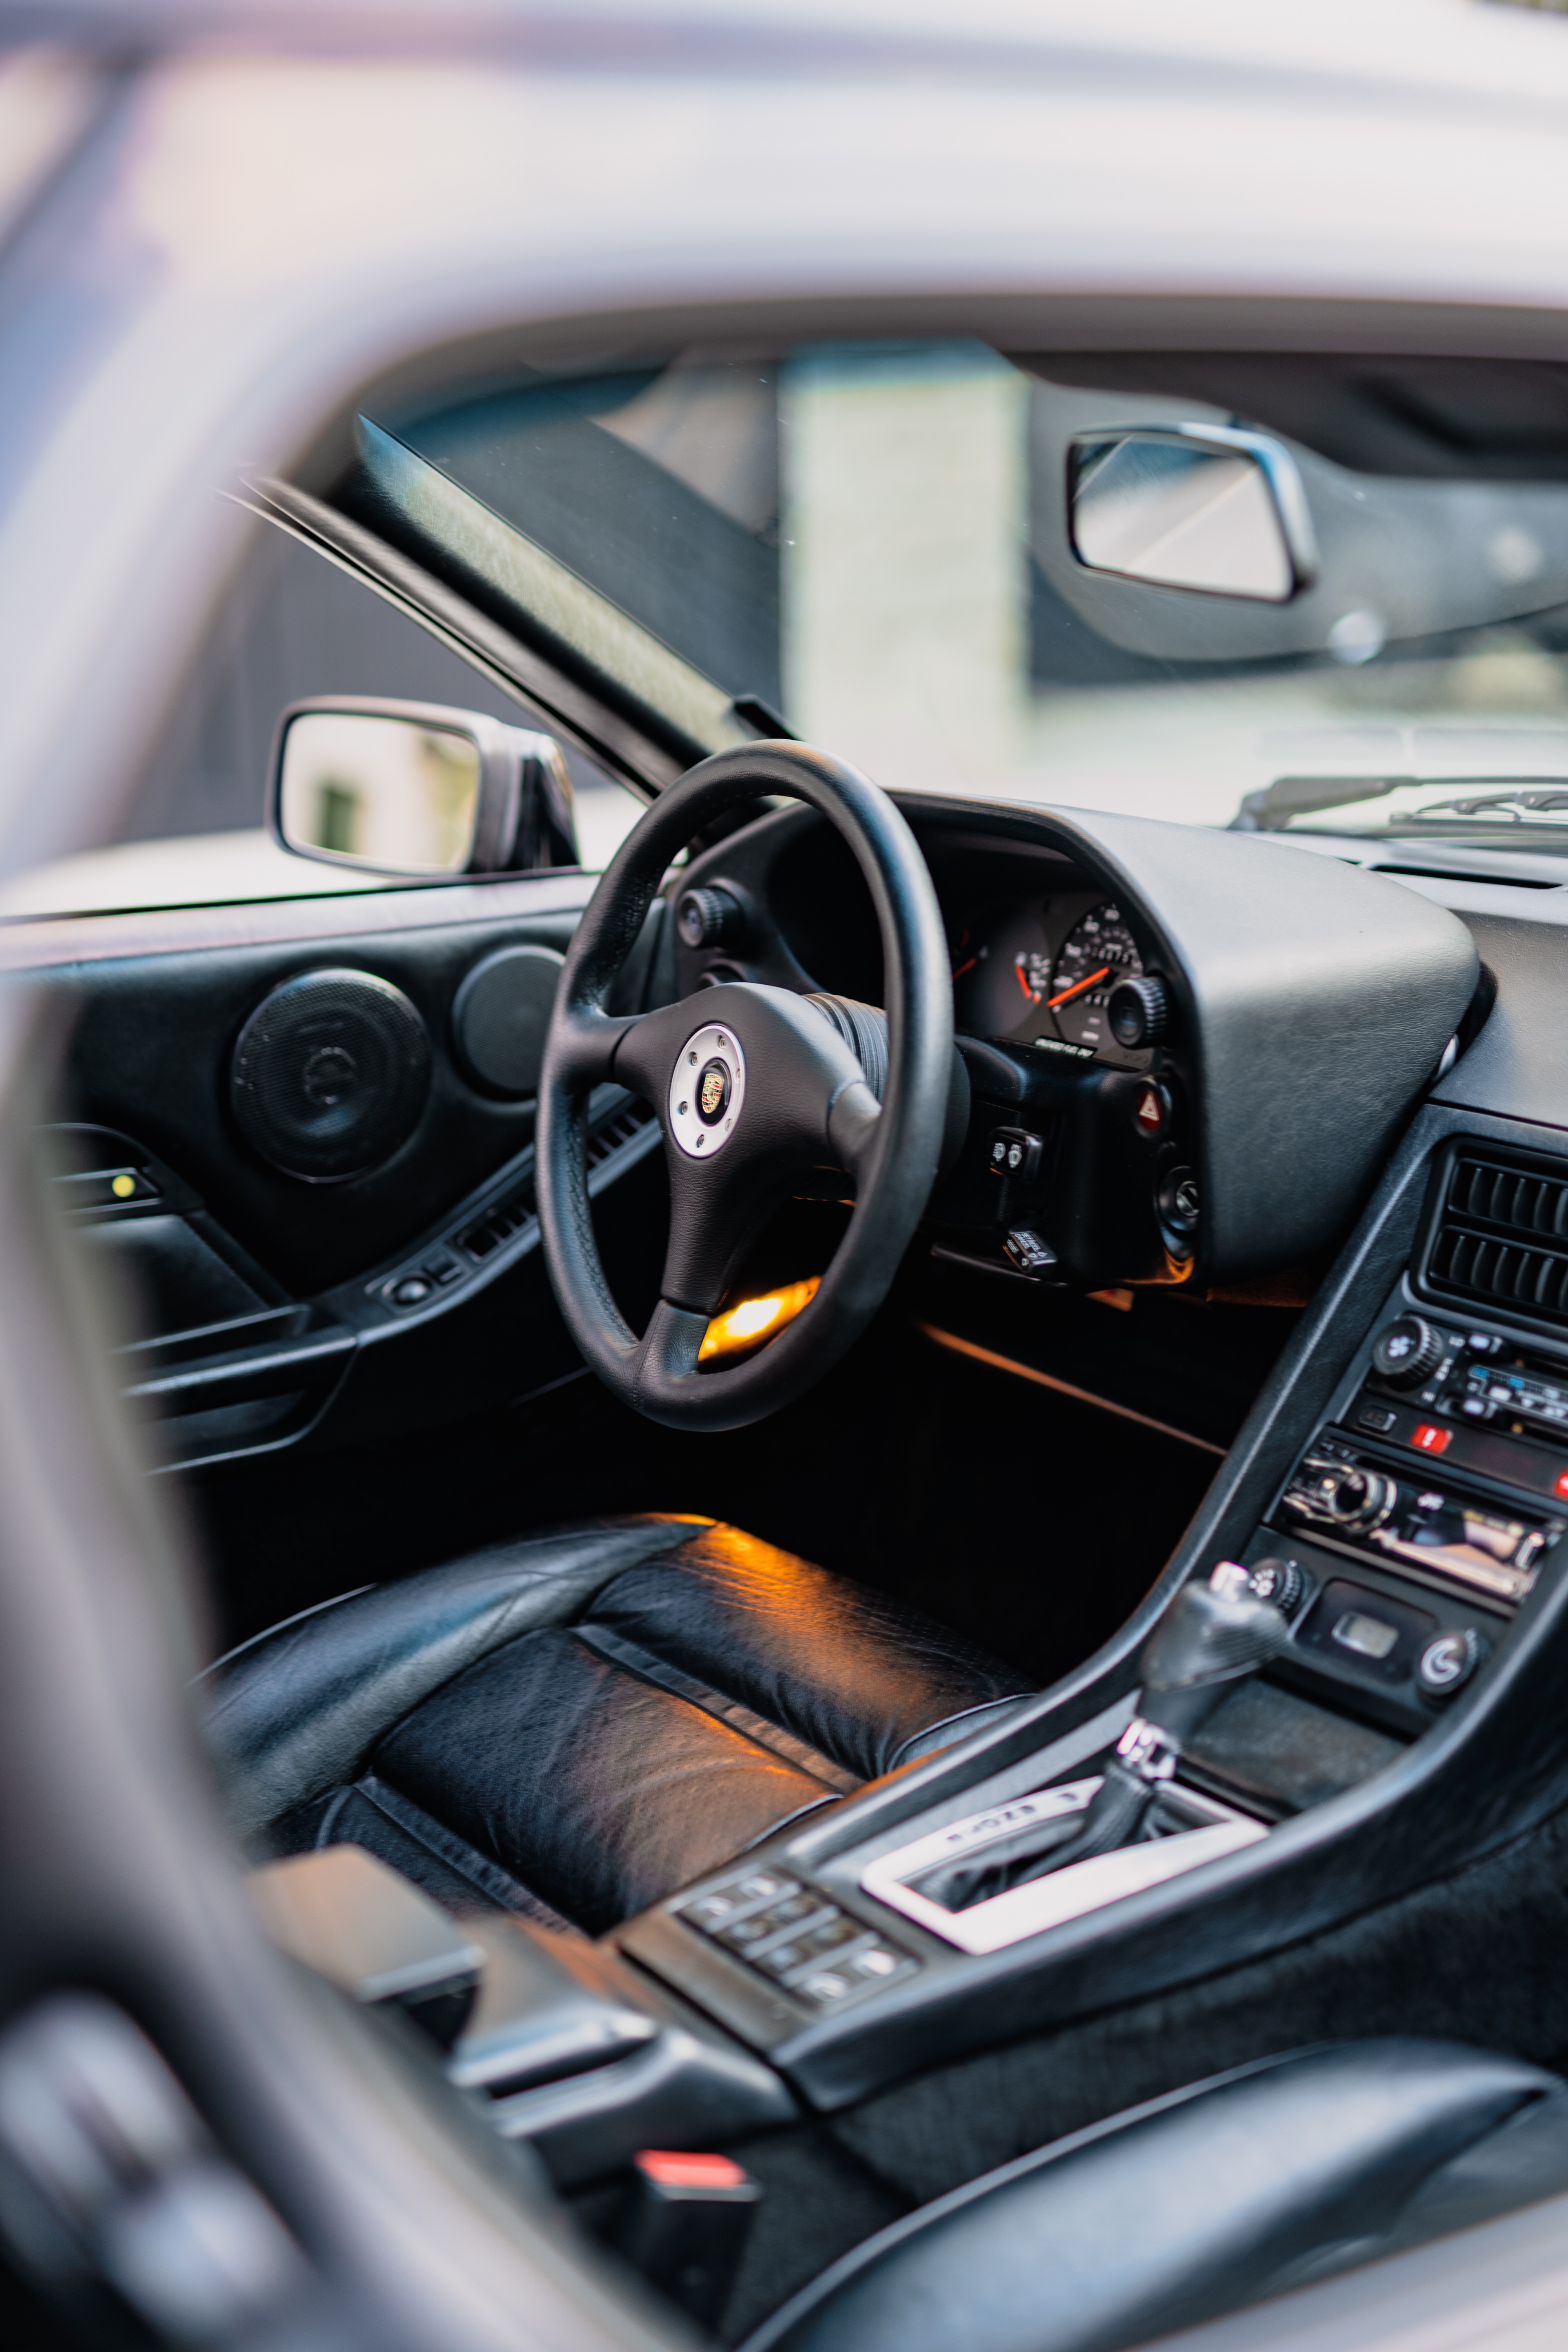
537;744;954;1431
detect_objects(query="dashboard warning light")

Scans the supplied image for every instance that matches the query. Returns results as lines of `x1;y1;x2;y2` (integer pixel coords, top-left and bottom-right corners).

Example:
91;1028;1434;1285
1410;1423;1452;1456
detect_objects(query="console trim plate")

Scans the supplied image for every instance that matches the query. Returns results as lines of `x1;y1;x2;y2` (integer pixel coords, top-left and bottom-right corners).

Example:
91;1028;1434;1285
862;1776;1267;1955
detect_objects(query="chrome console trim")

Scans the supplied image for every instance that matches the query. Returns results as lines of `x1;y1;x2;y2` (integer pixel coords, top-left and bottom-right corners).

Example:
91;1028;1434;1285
860;1775;1268;1955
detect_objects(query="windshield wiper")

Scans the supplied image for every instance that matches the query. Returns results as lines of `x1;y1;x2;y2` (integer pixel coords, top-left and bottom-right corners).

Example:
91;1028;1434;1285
1410;786;1568;824
1230;775;1409;831
1232;773;1568;832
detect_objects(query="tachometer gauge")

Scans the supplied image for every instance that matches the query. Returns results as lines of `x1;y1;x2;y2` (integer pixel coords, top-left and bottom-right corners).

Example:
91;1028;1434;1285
1047;904;1143;1049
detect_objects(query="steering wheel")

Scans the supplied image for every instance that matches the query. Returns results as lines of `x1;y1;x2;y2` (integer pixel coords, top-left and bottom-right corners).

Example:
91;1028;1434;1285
537;744;954;1431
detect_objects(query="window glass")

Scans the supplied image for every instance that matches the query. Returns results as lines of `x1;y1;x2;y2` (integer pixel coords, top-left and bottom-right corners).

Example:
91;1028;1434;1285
0;523;643;920
20;333;1568;923
382;339;1568;844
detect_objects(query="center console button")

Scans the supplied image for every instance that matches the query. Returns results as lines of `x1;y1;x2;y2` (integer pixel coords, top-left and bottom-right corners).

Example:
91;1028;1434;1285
734;1873;793;1904
686;1893;746;1931
717;1893;817;1948
797;1915;860;1959
846;1947;901;1981
797;1971;855;2005
757;1940;814;1977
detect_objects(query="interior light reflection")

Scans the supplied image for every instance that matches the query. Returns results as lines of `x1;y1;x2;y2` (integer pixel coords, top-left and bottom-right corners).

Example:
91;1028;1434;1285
699;1277;820;1363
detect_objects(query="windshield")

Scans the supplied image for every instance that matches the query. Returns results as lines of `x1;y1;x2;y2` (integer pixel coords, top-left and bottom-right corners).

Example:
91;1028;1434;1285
18;333;1568;924
368;338;1568;845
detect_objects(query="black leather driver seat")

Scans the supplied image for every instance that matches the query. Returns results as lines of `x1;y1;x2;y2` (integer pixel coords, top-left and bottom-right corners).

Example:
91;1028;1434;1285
204;1516;1034;1934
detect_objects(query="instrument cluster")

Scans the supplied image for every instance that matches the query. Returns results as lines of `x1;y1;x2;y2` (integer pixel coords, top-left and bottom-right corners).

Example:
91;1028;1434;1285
949;889;1152;1064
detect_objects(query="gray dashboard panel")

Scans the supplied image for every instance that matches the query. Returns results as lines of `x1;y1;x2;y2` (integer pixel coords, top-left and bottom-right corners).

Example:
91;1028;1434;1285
1028;805;1479;1279
1432;906;1568;1132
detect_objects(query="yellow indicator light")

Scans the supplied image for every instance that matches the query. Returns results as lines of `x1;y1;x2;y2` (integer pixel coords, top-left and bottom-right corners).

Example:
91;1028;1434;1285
110;1174;136;1200
699;1276;820;1363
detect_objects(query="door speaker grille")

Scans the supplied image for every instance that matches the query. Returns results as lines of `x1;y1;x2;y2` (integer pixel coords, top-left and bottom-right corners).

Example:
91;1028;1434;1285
230;969;431;1183
1426;1151;1568;1328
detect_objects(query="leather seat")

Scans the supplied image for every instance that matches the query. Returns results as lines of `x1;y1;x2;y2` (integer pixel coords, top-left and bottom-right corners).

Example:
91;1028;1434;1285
203;1515;1033;1934
741;2039;1568;2352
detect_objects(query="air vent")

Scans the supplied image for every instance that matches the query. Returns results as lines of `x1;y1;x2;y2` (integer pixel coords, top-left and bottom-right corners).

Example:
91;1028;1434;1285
456;1103;655;1263
459;1179;537;1262
585;1104;653;1170
1426;1152;1568;1327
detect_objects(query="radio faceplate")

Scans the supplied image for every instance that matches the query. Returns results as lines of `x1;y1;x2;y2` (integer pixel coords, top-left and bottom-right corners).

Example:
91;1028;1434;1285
1281;1441;1555;1608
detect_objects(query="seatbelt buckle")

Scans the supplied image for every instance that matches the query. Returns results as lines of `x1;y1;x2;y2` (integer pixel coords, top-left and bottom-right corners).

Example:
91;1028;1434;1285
617;2149;761;2327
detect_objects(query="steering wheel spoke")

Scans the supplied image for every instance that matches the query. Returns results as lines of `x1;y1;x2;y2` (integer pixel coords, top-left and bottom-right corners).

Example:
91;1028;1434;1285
551;1003;643;1091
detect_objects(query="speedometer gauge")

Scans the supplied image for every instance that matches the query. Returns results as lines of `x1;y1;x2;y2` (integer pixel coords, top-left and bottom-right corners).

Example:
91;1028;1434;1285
1047;904;1143;1048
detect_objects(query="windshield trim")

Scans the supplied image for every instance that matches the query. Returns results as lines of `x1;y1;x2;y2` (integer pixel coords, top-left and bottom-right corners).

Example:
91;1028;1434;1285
346;418;750;779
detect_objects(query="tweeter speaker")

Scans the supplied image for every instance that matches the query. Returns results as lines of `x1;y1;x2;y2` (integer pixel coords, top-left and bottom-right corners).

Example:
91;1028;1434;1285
451;943;564;1098
230;969;432;1182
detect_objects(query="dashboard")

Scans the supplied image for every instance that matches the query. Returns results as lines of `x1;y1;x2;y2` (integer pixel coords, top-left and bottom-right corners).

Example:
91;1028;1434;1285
671;795;1479;1302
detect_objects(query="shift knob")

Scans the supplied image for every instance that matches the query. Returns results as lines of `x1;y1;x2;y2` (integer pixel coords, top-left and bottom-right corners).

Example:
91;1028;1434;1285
1138;1580;1289;1743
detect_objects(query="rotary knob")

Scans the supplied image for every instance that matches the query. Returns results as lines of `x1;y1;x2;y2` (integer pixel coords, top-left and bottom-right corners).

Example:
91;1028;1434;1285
1246;1556;1308;1615
677;885;746;953
1108;974;1169;1049
1287;1454;1396;1534
1370;1313;1444;1391
1320;1463;1395;1532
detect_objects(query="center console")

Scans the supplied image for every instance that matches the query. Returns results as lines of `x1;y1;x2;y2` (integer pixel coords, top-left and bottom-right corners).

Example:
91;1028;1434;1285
614;1128;1568;2112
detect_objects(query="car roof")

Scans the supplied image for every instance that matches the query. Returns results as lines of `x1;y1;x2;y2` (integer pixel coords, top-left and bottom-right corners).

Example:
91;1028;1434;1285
5;0;1568;883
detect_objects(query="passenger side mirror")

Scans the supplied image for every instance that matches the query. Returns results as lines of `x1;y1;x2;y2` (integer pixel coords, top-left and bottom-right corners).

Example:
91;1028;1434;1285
271;697;578;877
1067;424;1317;603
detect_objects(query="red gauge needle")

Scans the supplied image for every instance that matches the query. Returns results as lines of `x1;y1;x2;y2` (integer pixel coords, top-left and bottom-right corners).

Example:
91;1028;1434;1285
1047;963;1111;1010
1014;961;1035;1001
952;954;978;982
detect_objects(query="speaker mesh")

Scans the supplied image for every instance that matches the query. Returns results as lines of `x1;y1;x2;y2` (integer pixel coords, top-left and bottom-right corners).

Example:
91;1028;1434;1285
230;969;432;1182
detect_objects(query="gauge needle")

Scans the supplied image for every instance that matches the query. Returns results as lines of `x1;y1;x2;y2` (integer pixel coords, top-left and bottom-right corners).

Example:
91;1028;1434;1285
1047;963;1111;1010
952;954;978;982
1014;962;1034;1001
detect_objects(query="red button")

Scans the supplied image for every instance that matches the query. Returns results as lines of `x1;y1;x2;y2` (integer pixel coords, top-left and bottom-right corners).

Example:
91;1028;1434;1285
1411;1423;1452;1455
1554;1470;1568;1501
635;2151;750;2189
1134;1085;1166;1134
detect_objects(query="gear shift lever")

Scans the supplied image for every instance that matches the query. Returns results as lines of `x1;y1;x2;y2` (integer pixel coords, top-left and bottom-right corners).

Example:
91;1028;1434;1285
918;1570;1289;1913
1136;1571;1291;1743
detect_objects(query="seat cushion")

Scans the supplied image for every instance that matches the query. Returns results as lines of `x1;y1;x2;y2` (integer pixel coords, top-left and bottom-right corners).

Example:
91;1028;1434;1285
204;1517;1032;1933
742;2040;1568;2352
587;1525;1029;1780
374;1626;844;1934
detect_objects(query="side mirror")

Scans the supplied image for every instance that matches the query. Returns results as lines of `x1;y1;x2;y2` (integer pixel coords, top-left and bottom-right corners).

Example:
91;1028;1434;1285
1067;424;1317;603
270;697;578;877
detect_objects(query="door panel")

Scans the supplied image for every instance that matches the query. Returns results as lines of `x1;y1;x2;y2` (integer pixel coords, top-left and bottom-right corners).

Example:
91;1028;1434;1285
25;874;672;1471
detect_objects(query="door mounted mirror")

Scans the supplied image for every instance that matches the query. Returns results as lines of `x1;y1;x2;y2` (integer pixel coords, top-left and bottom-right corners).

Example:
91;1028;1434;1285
1068;424;1317;603
270;697;578;878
